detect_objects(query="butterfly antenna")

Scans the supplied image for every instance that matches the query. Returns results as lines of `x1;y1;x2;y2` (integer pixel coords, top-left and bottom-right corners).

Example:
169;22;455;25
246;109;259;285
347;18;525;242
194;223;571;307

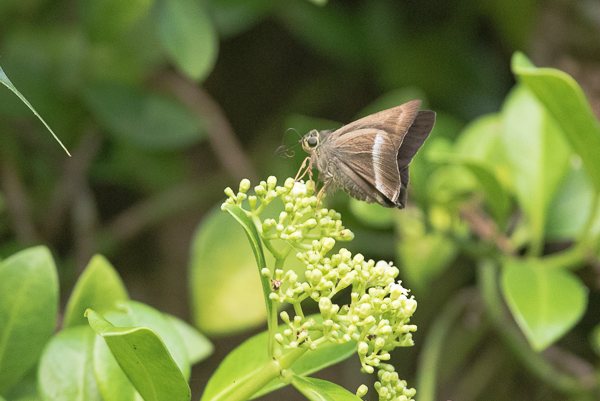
275;128;302;158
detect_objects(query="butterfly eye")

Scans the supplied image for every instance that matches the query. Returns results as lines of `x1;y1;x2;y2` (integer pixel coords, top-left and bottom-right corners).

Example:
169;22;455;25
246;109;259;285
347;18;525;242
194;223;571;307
307;136;318;147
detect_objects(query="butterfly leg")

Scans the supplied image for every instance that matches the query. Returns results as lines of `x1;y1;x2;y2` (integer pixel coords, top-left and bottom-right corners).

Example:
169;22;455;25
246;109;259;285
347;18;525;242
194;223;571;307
316;182;328;205
294;156;312;181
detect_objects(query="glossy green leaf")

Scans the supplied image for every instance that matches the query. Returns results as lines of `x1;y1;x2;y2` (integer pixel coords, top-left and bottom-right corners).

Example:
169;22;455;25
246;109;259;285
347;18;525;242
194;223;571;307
108;301;190;377
501;259;588;351
0;66;69;155
85;82;205;150
63;255;129;328
0;246;58;394
501;86;571;251
202;319;356;401
166;314;213;365
92;336;139;401
157;0;218;81
291;375;360;401
37;326;101;401
91;301;191;401
190;206;268;334
546;165;600;240
512;52;600;193
349;199;394;229
86;309;191;401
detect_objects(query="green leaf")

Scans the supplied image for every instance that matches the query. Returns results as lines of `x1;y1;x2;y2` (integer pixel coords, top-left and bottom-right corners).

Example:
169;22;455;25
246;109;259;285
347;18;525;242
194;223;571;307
501;259;588;351
85;82;205;150
512;52;600;193
501;86;571;252
0;66;70;156
37;326;101;401
291;376;360;401
0;246;58;394
202;319;355;401
190;205;268;335
63;255;129;328
206;0;276;38
546;165;600;240
92;336;138;401
86;309;191;401
166;314;213;365
395;209;457;291
349;199;394;229
157;0;218;81
90;301;191;401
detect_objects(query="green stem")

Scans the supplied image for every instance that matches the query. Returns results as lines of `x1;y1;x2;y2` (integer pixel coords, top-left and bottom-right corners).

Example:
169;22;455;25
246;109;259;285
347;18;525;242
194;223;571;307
477;260;588;394
209;348;308;401
210;359;281;401
293;302;305;319
416;290;473;401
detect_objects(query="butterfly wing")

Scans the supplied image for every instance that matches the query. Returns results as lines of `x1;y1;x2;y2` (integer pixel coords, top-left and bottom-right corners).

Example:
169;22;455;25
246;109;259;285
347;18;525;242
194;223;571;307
335;100;422;138
327;128;403;204
322;101;435;207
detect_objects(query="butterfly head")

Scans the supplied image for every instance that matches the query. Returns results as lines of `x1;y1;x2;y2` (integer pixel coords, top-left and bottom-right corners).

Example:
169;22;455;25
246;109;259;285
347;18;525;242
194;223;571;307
301;129;321;153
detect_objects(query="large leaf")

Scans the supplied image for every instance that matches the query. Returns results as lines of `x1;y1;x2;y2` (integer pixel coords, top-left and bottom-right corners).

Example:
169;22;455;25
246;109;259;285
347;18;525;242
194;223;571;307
501;259;588;351
501;86;571;251
546;164;600;240
190;206;267;334
63;255;129;328
0;66;69;155
86;309;190;401
157;0;218;81
0;246;58;394
166;314;213;365
512;52;600;193
85;82;205;150
92;334;139;401
37;326;101;401
291;376;361;401
91;301;191;401
201;320;356;401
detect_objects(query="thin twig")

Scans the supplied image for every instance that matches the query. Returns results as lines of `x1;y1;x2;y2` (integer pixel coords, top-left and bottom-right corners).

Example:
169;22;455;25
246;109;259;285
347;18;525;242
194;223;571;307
155;71;258;181
43;129;102;240
0;157;39;244
71;183;99;272
95;178;225;255
461;203;515;255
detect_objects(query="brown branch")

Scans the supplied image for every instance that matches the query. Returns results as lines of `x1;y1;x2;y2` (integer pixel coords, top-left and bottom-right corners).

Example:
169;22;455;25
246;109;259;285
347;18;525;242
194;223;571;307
94;177;225;255
461;204;515;255
1;158;39;244
43;129;102;240
71;184;99;272
155;71;258;181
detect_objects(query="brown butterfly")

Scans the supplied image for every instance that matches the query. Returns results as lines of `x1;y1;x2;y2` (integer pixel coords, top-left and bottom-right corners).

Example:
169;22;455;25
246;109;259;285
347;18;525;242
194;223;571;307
298;100;435;208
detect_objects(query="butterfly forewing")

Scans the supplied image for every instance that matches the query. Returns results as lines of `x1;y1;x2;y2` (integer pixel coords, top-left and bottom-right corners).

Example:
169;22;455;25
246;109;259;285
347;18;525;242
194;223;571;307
334;100;421;138
306;99;435;208
329;128;402;203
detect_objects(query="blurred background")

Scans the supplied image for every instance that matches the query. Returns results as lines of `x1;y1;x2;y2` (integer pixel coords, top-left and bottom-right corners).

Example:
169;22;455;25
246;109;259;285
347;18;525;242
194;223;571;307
1;0;600;400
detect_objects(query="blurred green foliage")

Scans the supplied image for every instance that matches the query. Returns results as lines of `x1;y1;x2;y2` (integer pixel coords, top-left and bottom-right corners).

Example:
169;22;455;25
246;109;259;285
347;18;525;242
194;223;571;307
2;0;600;400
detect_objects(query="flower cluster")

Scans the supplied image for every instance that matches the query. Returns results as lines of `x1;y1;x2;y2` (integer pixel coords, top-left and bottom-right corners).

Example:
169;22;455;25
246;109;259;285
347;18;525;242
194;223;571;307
223;176;353;249
223;177;418;401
